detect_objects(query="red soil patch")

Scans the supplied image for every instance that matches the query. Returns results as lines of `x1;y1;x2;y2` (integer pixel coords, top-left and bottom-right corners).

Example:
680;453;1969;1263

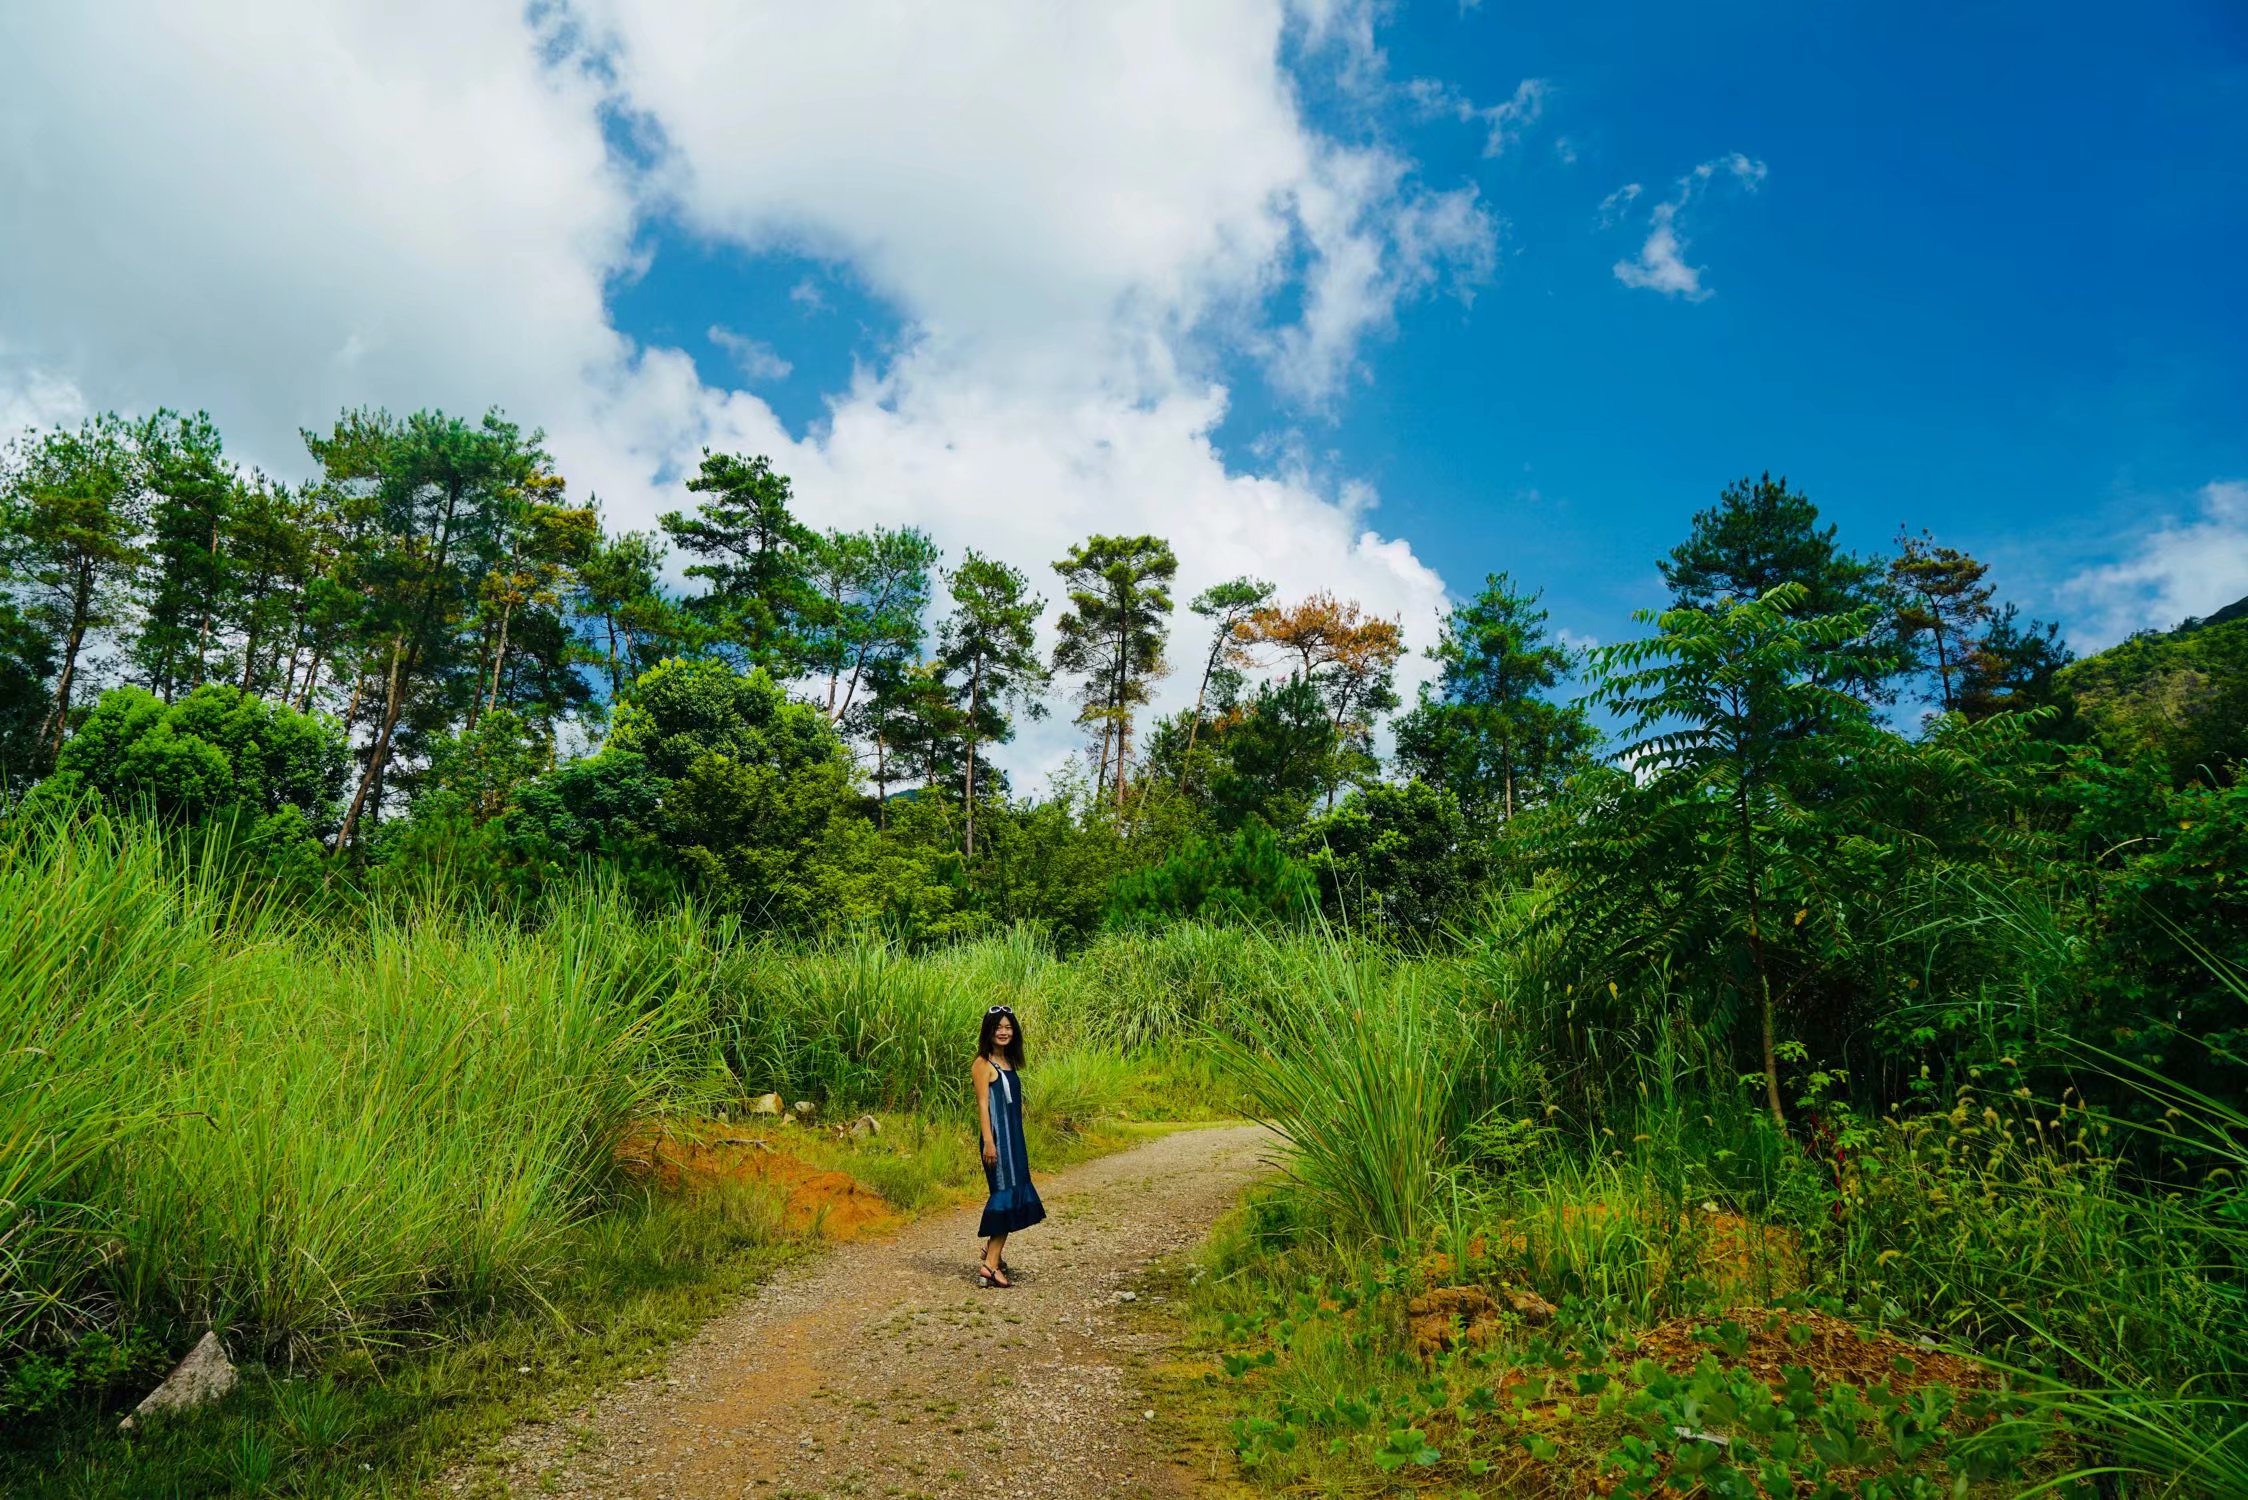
618;1124;901;1242
1635;1306;1989;1397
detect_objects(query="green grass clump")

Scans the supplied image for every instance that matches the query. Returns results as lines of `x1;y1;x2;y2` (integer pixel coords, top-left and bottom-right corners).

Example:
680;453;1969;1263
1;809;720;1400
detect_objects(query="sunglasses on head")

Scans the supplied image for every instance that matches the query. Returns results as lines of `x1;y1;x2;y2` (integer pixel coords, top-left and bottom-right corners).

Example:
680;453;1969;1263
986;1006;1013;1017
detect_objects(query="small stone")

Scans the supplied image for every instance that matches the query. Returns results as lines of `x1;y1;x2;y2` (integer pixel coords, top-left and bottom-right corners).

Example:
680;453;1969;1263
1142;1409;1154;1421
791;1100;817;1120
1116;1291;1136;1302
747;1093;783;1116
119;1331;237;1431
850;1114;881;1139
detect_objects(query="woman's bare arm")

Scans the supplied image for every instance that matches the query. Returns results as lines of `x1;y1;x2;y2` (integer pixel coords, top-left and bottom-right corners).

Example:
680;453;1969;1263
973;1055;997;1164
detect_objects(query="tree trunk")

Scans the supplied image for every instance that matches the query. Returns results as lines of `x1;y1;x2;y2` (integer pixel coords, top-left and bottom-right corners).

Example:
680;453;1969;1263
334;635;406;852
963;661;982;858
874;730;890;829
473;597;515;732
1736;783;1786;1132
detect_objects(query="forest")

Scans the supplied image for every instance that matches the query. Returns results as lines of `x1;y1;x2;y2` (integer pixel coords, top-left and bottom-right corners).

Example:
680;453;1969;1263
2;403;2244;1497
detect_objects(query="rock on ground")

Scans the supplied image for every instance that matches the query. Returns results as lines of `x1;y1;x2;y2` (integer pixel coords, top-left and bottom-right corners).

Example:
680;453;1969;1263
443;1123;1273;1499
120;1331;237;1431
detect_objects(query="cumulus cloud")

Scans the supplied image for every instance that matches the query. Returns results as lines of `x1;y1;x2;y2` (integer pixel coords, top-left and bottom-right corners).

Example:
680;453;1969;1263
2065;480;2248;644
0;0;1479;780
1609;153;1766;302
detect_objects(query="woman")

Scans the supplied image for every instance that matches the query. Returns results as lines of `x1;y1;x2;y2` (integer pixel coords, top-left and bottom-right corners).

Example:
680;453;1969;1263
972;1005;1045;1287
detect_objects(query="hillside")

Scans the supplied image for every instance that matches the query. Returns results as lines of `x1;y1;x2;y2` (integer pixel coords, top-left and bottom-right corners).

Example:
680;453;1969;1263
2058;593;2248;777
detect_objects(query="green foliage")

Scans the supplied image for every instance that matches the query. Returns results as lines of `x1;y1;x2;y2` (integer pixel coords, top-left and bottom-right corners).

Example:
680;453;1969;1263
28;683;347;840
2081;776;2248;1104
1049;533;1178;803
1298;779;1486;943
606;656;868;928
1105;820;1315;930
2056;598;2248;782
660;449;817;673
1394;572;1594;825
1208;675;1336;832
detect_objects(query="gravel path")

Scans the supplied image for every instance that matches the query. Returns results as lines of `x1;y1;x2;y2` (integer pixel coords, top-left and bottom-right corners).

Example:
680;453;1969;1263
443;1124;1272;1500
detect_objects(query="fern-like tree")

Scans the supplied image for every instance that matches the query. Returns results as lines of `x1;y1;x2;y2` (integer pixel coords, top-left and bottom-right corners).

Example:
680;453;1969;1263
1569;583;1881;1129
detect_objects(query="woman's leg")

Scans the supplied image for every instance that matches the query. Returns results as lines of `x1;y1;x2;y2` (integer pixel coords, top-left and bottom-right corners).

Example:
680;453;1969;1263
983;1231;1008;1272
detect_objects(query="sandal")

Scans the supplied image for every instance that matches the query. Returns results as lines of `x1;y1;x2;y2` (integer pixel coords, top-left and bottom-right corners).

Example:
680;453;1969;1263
974;1262;1012;1289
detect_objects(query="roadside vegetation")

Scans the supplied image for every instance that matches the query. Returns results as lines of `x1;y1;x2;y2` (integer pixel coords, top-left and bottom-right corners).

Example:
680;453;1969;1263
3;409;2243;1495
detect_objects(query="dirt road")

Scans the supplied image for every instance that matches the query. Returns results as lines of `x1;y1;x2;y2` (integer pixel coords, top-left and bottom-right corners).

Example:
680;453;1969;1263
445;1124;1272;1500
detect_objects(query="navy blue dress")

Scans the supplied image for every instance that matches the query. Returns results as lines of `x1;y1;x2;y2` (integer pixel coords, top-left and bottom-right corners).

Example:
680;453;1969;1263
979;1064;1046;1238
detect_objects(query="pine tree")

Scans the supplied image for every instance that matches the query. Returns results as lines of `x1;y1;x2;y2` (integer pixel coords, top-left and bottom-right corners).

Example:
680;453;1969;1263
313;408;544;850
1394;572;1594;822
1;414;147;761
1175;576;1272;792
661;451;816;675
939;551;1046;858
131;410;236;701
1049;534;1177;807
803;525;939;723
1888;529;1995;715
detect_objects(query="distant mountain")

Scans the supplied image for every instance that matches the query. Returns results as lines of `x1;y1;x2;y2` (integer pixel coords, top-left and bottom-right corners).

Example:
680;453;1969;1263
2057;594;2248;779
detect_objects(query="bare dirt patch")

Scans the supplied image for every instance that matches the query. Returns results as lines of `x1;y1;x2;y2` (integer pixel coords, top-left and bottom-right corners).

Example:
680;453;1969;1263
620;1124;903;1242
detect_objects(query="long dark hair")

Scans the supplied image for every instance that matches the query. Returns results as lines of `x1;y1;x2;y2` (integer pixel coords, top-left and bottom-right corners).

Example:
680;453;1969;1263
977;1006;1026;1070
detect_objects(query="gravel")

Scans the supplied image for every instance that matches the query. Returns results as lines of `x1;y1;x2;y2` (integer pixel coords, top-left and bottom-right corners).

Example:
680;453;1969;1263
441;1124;1273;1499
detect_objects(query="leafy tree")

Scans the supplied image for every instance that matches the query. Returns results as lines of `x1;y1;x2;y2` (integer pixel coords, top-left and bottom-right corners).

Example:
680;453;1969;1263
939;551;1046;858
1393;572;1594;823
661;451;816;674
1555;585;1883;1128
29;683;347;838
855;658;962;819
1;415;147;762
468;471;597;733
1958;603;2073;722
1235;590;1405;807
222;474;315;697
0;598;54;784
1174;576;1272;791
312;408;546;849
1105;818;1314;930
131;410;236;701
1888;529;1995;714
1661;473;1892;697
1208;675;1335;833
803;524;939;723
575;525;680;703
1050;534;1177;806
605;656;866;926
421;707;552;824
1299;779;1484;943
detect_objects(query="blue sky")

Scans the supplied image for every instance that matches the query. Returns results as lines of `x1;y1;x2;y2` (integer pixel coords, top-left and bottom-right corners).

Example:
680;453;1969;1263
4;1;2245;773
614;0;2247;656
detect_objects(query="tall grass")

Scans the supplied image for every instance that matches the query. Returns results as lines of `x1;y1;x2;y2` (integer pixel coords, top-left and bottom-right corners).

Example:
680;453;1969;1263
1;810;719;1391
1214;938;1482;1244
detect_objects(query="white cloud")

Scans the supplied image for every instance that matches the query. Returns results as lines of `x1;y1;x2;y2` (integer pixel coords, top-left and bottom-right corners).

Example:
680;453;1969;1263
1407;76;1549;158
1609;153;1766;302
0;0;1469;785
2065;480;2248;644
706;326;792;382
787;278;828;313
0;359;90;447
